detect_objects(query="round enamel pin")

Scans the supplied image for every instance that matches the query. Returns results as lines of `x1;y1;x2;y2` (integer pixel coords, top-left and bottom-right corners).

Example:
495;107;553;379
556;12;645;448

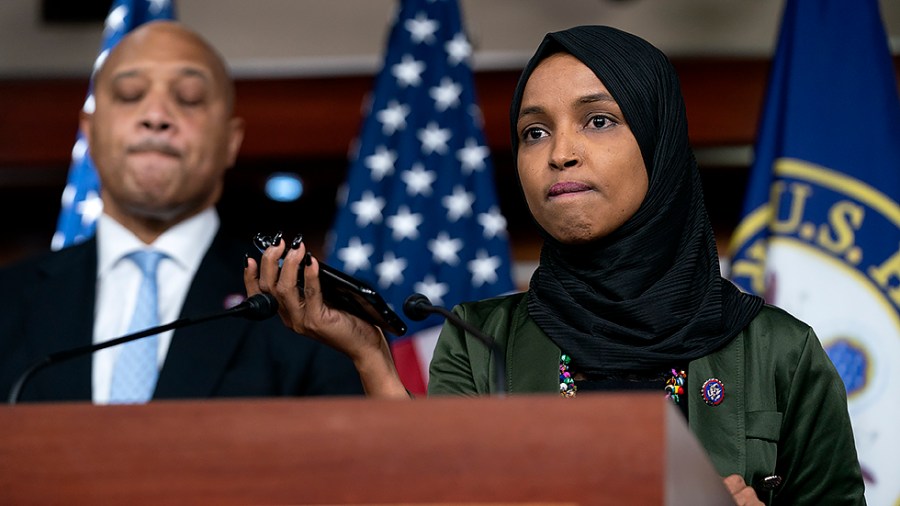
701;378;725;406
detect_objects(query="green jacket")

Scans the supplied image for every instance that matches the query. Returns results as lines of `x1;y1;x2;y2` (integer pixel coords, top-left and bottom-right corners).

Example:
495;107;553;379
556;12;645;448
428;292;865;505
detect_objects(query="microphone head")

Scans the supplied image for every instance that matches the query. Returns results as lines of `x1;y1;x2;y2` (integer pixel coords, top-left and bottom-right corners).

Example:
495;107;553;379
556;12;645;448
402;293;432;321
237;293;280;320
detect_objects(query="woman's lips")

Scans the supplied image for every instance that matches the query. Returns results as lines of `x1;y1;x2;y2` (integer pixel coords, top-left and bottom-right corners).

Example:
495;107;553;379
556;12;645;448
548;181;593;197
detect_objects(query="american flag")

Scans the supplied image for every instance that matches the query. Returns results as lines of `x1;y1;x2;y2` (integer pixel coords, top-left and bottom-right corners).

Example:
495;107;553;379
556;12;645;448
326;0;515;395
52;0;176;250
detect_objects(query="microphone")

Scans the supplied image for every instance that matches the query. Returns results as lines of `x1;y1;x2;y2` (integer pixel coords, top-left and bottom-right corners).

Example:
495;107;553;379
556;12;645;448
231;292;280;320
402;293;506;396
7;293;279;405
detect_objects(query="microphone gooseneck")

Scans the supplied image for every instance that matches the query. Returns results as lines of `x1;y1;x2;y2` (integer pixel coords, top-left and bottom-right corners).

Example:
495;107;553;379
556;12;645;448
7;293;280;405
402;293;506;396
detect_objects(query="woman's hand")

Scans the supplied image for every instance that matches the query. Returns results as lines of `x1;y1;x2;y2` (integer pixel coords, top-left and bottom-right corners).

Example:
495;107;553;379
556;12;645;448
723;474;764;506
244;238;409;398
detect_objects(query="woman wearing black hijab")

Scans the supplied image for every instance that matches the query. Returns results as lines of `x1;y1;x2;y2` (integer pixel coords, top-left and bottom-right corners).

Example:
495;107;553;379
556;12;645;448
248;25;864;505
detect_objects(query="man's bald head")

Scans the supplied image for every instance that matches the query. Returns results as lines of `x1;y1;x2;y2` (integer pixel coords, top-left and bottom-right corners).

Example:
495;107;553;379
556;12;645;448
94;21;236;112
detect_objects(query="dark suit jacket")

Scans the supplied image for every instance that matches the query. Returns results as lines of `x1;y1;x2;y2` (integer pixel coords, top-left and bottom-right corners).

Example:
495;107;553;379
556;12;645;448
0;232;364;402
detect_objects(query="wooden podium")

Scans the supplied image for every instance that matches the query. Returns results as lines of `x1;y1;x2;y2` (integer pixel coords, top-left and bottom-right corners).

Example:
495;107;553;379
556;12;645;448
0;393;732;505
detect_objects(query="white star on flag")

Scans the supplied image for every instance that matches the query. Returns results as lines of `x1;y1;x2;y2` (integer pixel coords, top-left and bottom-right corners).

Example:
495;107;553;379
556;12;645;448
376;252;408;288
71;137;88;161
442;185;474;221
414;275;450;307
350;191;386;226
82;94;96;114
478;207;508;239
428;232;463;265
418;122;452;155
457;138;489;174
405;12;439;44
392;55;426;87
104;5;128;34
337;237;374;274
468;250;502;287
365;146;397;181
445;32;472;65
93;49;110;76
377;100;410;135
386;205;423;241
430;77;462;111
401;163;437;196
77;191;104;227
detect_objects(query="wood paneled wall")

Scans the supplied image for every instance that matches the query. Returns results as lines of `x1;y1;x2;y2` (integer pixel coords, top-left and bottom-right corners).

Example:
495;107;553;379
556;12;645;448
0;58;771;169
0;57;897;268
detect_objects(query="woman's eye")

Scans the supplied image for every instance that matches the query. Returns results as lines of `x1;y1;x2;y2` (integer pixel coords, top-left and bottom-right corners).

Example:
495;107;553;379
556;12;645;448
589;115;617;129
522;127;547;141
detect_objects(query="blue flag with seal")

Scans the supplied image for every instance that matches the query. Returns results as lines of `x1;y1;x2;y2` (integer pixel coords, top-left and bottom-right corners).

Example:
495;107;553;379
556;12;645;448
326;0;515;396
52;0;176;251
727;0;900;502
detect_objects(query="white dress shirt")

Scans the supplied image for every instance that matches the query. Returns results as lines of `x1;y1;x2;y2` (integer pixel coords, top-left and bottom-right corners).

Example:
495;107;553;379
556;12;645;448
92;208;219;404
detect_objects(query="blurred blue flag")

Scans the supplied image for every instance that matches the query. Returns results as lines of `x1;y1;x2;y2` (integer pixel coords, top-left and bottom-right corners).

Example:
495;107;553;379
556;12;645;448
326;0;514;395
728;0;900;502
52;0;176;250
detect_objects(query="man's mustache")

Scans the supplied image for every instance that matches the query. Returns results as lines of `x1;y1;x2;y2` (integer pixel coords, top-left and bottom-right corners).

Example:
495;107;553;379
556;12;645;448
128;139;181;157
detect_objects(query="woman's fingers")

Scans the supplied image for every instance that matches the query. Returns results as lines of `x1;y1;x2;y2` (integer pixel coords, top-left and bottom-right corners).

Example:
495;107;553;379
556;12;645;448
257;238;287;294
275;241;304;303
243;255;260;297
302;253;325;308
722;475;763;506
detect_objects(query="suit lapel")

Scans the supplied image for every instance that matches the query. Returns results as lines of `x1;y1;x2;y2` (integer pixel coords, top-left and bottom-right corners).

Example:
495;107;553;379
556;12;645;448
26;241;97;401
154;233;251;398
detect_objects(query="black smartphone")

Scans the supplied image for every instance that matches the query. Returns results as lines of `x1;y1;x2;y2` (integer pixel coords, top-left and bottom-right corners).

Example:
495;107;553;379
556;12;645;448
252;235;407;336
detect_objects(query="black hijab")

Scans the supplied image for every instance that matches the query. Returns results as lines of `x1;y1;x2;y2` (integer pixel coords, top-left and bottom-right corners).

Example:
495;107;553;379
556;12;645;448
511;26;763;375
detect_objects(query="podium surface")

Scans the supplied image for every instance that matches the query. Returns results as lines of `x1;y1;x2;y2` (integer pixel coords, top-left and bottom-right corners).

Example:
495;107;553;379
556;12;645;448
0;393;731;505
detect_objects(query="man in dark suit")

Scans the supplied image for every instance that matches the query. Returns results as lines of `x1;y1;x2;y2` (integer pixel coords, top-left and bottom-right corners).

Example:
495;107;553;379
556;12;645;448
0;21;364;403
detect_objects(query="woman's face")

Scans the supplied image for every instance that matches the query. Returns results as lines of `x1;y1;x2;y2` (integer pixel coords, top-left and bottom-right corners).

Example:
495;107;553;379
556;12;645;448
515;52;648;244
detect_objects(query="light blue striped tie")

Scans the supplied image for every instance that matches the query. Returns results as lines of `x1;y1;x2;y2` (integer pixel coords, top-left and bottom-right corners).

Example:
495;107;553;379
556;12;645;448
109;250;166;404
